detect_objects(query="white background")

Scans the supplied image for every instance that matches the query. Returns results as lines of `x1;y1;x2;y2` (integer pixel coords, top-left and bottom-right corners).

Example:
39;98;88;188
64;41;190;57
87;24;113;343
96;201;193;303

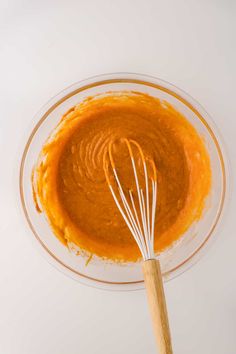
0;0;236;353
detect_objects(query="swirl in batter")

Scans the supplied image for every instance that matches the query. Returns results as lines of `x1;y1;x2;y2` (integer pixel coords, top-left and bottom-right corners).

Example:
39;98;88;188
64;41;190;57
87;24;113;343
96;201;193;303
33;92;211;262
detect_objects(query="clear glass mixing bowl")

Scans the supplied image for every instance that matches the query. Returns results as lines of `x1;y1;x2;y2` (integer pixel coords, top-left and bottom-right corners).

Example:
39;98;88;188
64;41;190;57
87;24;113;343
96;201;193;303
19;73;229;290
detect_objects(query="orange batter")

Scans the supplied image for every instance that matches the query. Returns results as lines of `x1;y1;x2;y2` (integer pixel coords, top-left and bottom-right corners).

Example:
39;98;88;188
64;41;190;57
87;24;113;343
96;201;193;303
33;92;211;262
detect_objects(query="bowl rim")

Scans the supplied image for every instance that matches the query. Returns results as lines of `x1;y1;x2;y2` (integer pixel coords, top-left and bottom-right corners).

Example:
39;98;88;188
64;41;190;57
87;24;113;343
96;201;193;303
19;72;229;290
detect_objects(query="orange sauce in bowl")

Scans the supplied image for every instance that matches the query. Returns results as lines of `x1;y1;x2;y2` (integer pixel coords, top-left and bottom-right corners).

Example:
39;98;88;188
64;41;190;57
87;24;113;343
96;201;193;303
33;92;211;262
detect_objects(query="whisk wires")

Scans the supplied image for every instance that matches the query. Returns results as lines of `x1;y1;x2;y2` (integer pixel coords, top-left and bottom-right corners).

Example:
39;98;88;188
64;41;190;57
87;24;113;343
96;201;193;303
104;139;157;261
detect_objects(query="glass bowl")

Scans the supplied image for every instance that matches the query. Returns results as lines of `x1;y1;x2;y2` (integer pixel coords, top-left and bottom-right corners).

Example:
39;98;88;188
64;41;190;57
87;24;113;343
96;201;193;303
19;73;228;290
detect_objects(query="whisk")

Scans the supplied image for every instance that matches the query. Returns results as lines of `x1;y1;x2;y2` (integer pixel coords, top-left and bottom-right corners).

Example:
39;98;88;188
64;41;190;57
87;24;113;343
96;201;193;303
104;139;173;354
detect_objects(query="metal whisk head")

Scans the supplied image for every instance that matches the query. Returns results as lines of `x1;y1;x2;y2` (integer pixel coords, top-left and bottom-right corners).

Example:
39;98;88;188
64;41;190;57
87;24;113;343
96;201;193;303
104;139;157;261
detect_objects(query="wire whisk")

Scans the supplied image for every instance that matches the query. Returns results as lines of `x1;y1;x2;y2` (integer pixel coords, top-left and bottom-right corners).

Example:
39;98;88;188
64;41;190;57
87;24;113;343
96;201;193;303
104;138;173;354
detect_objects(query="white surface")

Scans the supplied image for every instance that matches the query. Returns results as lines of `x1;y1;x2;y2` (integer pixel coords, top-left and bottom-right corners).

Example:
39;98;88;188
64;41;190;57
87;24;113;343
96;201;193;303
0;0;236;353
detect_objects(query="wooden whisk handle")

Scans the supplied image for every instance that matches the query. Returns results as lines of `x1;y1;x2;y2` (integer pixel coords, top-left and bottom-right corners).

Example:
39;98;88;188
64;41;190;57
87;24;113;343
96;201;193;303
142;259;173;354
